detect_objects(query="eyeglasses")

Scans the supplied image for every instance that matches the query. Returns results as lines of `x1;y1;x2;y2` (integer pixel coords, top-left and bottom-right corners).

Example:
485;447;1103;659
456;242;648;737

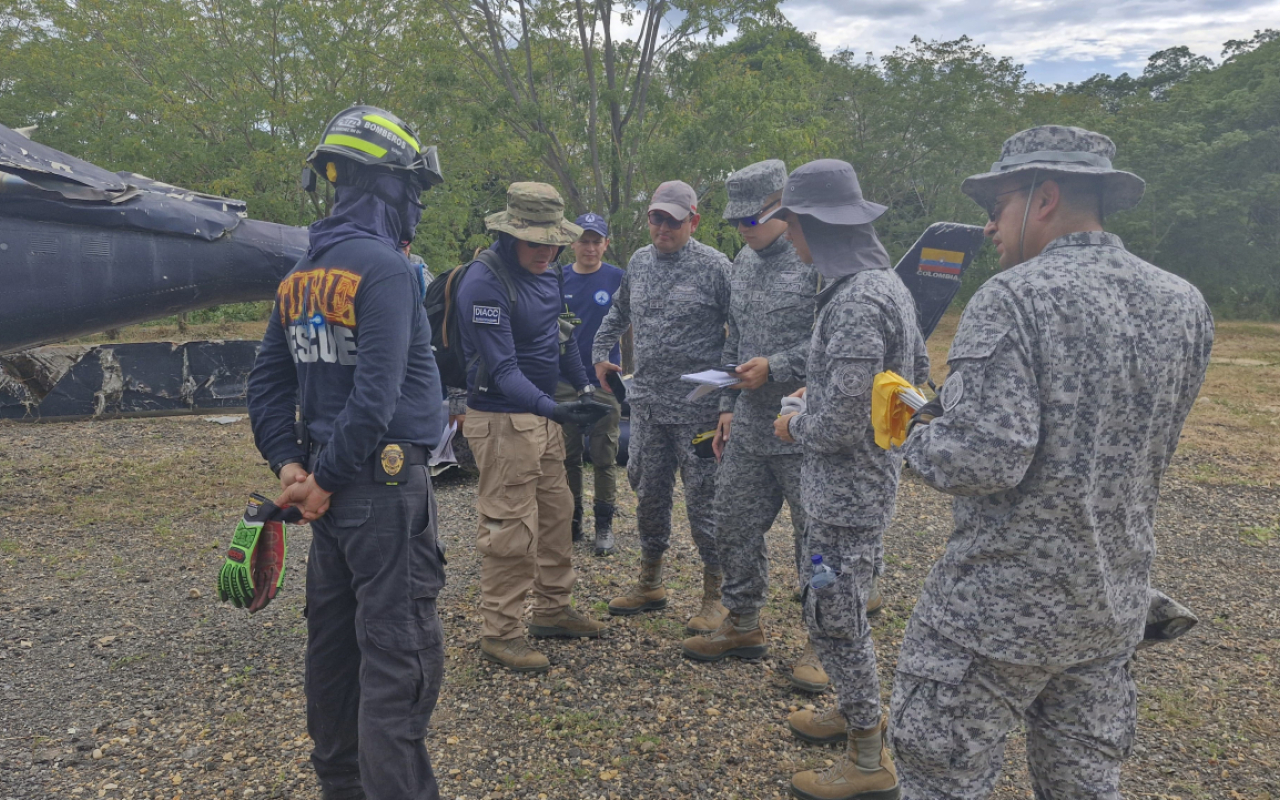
985;184;1036;222
647;211;688;230
729;199;780;228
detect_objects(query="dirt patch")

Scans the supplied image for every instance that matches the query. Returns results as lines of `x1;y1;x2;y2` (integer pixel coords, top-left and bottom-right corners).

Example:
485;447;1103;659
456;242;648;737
1;317;1277;800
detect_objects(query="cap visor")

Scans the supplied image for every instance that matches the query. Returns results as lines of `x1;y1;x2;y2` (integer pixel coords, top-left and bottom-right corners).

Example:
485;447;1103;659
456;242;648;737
648;202;692;221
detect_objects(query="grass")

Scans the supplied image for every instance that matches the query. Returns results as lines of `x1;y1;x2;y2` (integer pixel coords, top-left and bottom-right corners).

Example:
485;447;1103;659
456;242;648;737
1240;524;1277;547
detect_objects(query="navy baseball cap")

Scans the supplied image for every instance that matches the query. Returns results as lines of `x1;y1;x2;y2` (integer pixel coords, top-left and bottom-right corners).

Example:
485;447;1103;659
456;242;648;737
575;212;609;237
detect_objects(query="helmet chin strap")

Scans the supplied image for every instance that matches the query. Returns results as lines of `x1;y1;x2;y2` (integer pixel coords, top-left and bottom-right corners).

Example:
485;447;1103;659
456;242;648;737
1017;170;1039;266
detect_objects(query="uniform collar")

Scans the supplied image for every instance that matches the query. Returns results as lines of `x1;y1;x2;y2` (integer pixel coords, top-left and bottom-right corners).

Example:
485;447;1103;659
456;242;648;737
654;238;696;262
754;232;792;261
1041;230;1125;254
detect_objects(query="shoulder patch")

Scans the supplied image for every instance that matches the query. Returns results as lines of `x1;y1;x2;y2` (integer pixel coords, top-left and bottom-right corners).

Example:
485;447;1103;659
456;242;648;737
834;363;874;398
941;371;965;412
472;305;502;325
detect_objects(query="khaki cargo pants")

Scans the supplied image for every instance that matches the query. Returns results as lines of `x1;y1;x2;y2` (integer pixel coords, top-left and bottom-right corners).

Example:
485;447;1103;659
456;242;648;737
464;408;576;639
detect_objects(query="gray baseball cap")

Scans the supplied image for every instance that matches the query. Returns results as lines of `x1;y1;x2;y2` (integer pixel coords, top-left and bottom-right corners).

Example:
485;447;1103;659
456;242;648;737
723;159;787;220
648;180;698;220
961;125;1145;216
760;159;886;226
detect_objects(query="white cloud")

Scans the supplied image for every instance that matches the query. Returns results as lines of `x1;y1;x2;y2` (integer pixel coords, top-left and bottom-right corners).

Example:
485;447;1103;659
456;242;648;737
780;0;1280;82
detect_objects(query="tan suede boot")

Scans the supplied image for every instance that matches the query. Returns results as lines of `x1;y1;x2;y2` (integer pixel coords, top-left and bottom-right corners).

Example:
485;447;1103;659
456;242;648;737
607;557;668;616
682;613;767;661
480;637;550;673
686;568;729;634
790;639;830;692
788;706;847;744
790;717;899;800
866;574;884;616
529;605;607;638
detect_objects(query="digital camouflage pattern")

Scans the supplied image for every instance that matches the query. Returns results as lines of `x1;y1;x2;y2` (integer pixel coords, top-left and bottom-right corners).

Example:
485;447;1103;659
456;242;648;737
890;620;1136;799
722;159;787;220
901;231;1213;667
787;268;927;530
804;520;883;730
484;182;583;246
715;445;806;610
961;125;1146;217
627;411;721;568
592;238;732;422
714;222;821;613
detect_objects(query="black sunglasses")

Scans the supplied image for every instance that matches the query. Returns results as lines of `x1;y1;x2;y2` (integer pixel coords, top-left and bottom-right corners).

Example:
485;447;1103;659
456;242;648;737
647;211;688;230
985;183;1036;222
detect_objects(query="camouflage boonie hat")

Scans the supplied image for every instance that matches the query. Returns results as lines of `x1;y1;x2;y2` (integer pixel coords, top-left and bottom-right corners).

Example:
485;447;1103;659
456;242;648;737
962;125;1146;216
723;159;787;219
485;182;583;246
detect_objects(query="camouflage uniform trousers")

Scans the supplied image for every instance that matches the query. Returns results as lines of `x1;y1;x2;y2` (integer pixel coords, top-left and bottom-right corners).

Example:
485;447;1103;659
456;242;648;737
627;411;720;569
803;519;883;730
714;438;807;613
554;382;621;506
890;620;1136;800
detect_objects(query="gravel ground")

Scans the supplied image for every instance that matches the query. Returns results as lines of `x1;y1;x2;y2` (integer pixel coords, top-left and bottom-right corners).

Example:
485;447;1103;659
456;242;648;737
1;415;1278;800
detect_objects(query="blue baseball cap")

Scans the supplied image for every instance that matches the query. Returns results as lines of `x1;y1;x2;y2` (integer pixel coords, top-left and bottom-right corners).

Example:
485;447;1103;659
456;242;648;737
575;212;609;237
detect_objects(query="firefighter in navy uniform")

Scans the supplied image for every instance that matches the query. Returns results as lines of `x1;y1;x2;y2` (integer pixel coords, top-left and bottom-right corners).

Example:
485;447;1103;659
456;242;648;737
247;105;447;800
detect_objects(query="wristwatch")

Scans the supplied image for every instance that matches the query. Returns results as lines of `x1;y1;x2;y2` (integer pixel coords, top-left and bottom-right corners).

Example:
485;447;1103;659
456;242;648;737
578;385;596;400
271;457;304;478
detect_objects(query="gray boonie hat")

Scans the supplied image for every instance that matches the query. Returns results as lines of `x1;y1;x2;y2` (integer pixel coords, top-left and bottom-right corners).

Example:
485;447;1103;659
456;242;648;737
723;159;787;220
962;125;1145;217
485;182;583;246
760;159;886;226
649;180;698;220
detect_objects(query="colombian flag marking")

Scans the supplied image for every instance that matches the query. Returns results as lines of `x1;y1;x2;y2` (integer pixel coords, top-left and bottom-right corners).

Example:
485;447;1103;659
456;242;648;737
919;248;964;277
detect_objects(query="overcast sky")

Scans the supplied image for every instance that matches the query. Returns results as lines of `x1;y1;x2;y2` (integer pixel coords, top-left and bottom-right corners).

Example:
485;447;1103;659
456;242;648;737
779;0;1280;85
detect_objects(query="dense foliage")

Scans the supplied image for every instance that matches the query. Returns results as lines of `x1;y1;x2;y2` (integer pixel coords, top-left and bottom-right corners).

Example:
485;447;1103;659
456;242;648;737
1;2;1276;317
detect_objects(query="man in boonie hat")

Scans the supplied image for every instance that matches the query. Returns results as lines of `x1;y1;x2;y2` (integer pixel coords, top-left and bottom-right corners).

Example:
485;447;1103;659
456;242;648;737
894;126;1214;798
768;159;927;800
680;160;833;691
456;181;612;673
593;179;735;637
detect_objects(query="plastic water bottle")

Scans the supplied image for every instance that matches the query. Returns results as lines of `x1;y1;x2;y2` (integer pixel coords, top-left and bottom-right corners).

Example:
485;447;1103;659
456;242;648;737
809;555;837;589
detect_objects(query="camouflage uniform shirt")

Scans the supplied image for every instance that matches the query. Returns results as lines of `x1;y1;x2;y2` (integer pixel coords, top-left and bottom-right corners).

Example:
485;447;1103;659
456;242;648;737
720;235;822;455
902;231;1213;666
789;267;925;529
593;238;731;423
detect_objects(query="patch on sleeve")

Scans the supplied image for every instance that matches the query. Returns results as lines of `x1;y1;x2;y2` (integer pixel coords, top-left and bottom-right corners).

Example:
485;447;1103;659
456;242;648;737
472;305;502;325
834;363;874;398
941;371;965;412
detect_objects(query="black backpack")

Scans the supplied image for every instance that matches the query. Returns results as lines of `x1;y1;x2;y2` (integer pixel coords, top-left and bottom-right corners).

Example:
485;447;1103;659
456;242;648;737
424;249;515;390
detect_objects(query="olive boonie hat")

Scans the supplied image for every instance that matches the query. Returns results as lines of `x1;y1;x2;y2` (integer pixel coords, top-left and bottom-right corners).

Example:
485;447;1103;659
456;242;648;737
485;182;583;246
723;159;787;220
962;125;1145;216
760;159;886;226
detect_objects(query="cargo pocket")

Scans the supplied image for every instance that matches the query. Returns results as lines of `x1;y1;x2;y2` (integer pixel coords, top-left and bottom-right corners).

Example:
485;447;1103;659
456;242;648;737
889;627;974;774
804;565;862;641
365;613;445;720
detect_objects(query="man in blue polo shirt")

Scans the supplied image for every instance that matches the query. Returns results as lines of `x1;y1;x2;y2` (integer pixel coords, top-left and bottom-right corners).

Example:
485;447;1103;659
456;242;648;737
554;213;625;556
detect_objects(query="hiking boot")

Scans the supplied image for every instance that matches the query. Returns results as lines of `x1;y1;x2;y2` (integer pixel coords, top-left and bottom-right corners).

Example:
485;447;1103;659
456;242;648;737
608;557;667;615
790;717;898;800
791;640;830;692
480;637;550;673
593;501;616;557
788;706;847;745
571;501;584;542
866;574;883;616
682;614;768;661
686;568;729;634
529;605;607;638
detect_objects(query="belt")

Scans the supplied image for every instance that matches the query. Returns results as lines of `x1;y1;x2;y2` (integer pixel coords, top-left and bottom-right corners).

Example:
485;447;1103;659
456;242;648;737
308;442;429;485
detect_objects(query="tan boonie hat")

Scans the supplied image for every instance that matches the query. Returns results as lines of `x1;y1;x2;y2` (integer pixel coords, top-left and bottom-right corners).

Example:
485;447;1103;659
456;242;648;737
485;182;583;246
961;125;1145;217
648;180;698;221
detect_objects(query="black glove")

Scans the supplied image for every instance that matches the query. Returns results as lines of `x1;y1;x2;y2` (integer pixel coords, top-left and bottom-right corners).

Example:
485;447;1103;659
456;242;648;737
907;396;944;436
550;398;611;427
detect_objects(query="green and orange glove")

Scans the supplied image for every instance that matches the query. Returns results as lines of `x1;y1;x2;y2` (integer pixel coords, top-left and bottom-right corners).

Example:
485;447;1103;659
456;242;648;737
218;493;299;610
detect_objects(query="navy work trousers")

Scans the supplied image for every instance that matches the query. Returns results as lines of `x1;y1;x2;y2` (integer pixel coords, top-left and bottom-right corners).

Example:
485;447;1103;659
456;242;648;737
305;464;446;800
